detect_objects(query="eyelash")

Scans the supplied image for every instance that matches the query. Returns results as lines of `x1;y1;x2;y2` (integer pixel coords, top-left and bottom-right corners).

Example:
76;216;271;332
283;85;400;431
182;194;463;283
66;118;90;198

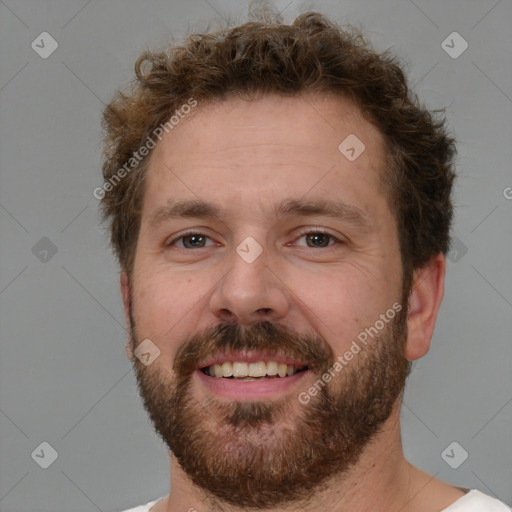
165;229;343;249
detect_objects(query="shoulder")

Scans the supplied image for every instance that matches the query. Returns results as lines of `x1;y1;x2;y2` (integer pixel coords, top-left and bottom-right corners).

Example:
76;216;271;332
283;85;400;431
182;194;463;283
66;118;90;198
404;467;509;512
442;490;511;511
118;497;165;512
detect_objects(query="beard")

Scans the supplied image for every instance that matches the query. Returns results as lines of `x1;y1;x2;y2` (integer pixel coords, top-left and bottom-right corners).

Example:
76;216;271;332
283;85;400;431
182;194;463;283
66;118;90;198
130;301;411;509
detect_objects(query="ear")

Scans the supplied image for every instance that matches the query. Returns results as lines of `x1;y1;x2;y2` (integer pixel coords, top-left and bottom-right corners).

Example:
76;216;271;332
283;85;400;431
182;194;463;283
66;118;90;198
120;270;135;361
405;253;446;361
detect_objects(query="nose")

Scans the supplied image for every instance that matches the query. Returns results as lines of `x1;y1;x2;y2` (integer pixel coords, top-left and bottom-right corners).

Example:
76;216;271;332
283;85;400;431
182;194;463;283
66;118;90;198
209;240;290;326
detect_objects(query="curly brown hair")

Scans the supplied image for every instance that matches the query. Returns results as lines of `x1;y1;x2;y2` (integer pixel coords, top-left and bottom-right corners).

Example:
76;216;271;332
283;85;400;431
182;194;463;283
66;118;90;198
99;11;456;292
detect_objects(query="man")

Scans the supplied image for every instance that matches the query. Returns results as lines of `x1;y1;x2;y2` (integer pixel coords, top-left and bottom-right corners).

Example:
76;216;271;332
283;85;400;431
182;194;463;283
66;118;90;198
98;9;511;512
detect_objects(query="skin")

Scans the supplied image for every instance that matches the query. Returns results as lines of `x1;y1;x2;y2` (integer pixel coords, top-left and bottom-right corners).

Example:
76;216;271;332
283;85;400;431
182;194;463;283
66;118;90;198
120;93;466;512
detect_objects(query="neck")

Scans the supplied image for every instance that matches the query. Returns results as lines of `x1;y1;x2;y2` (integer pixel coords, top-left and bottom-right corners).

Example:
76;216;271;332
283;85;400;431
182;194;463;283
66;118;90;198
162;401;423;512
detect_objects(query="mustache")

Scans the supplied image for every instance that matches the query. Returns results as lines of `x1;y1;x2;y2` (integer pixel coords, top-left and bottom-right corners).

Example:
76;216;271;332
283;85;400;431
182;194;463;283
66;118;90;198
173;321;334;377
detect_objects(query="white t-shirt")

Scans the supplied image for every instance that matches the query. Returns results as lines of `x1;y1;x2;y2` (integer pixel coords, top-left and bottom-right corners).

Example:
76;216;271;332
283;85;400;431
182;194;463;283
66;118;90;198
119;496;164;512
442;490;511;511
120;490;511;511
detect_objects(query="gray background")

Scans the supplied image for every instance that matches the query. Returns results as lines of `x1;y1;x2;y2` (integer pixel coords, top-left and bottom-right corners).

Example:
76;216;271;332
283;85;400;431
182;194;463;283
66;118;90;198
0;0;511;511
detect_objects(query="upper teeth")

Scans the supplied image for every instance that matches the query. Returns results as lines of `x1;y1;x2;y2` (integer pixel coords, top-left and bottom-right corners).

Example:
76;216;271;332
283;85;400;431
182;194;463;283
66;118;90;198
205;361;302;378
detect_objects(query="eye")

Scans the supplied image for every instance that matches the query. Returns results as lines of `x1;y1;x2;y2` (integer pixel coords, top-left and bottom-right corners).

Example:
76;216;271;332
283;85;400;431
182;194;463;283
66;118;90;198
293;230;341;248
167;232;217;249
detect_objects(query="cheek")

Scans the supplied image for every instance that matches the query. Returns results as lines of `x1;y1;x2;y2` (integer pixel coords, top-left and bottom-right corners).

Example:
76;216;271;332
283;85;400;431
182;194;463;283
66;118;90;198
132;273;200;357
286;268;373;344
286;263;398;358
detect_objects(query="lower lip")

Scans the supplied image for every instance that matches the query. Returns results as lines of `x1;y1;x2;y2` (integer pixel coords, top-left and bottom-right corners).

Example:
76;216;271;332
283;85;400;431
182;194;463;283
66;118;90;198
195;369;310;400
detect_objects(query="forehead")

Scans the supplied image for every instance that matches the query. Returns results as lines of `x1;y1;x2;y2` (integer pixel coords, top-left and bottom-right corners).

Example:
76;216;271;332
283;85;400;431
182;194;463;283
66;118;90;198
142;93;388;220
153;93;384;162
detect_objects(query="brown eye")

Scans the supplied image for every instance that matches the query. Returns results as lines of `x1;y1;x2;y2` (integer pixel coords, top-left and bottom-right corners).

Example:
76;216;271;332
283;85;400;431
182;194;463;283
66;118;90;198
305;233;332;248
292;230;340;248
182;234;207;248
168;233;215;249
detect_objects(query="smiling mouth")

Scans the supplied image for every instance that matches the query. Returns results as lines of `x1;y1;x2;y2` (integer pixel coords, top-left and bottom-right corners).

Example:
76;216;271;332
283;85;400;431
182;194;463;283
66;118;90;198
200;361;309;380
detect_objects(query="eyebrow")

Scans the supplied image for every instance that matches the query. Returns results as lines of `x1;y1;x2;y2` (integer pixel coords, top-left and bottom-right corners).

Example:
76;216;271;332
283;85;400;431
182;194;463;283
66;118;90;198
273;198;370;230
148;199;223;228
147;198;371;231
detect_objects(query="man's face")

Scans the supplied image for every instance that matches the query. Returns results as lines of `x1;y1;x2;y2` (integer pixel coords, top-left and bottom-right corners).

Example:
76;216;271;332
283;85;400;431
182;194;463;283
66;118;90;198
126;94;411;508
